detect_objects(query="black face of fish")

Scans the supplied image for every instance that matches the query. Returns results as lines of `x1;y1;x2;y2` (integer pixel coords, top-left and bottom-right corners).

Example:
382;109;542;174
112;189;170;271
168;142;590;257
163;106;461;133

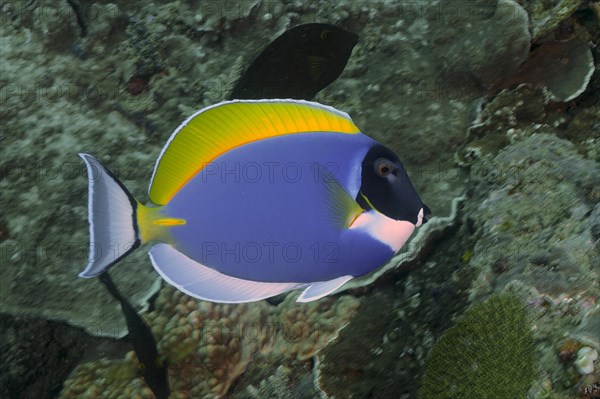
230;23;359;100
358;145;430;225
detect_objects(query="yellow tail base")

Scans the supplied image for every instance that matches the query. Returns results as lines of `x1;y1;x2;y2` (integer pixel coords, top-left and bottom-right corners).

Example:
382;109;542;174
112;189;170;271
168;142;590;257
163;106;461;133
136;203;185;243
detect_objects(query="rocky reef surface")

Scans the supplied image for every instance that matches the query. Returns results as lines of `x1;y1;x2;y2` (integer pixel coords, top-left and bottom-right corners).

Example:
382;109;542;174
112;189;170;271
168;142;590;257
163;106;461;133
1;0;598;398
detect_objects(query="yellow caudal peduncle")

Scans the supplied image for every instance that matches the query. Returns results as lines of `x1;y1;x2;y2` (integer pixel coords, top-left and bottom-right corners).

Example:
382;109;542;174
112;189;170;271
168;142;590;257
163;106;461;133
136;202;185;243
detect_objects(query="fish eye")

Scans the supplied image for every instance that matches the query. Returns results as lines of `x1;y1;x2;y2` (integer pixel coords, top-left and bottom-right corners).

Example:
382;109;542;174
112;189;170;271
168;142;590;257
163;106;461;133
374;158;394;177
320;30;333;40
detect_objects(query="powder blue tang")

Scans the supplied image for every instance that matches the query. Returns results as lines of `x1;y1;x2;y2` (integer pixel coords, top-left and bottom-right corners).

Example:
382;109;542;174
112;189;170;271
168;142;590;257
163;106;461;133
77;100;428;303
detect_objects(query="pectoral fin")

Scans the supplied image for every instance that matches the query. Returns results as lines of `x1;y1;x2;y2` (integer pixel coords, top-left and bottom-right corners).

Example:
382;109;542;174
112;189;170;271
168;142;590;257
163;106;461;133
316;163;363;230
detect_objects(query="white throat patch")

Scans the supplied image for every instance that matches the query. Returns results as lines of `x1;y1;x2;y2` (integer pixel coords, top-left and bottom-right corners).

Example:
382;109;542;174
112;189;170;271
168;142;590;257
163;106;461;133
350;210;415;252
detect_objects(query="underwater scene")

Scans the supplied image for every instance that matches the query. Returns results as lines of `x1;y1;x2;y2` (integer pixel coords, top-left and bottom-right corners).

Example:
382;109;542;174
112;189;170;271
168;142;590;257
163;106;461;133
1;1;599;398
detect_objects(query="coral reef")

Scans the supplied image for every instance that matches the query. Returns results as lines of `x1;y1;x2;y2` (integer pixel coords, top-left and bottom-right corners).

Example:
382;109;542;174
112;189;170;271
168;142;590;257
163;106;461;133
1;0;481;339
572;305;600;350
318;5;599;397
458;79;599;166
334;0;530;293
238;365;294;399
0;313;105;399
271;292;361;361
315;240;475;399
1;0;165;338
462;133;600;397
59;285;359;398
3;0;599;398
418;294;536;399
457;85;554;164
232;364;323;399
429;0;530;91
467;133;599;300
505;40;594;102
520;0;582;40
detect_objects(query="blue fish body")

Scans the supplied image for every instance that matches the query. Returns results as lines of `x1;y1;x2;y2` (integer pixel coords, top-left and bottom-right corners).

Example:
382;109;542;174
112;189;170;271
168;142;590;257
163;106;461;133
164;132;393;283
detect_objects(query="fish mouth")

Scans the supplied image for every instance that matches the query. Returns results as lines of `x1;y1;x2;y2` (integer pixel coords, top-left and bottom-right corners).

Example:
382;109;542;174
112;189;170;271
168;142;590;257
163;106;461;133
415;205;431;227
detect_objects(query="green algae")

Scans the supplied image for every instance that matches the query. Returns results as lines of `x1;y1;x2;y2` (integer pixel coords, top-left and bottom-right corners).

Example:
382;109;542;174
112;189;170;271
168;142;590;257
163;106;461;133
419;294;536;399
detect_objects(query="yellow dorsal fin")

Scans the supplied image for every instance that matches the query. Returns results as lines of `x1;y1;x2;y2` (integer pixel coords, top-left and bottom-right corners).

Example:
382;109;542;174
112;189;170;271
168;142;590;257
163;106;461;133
149;99;360;205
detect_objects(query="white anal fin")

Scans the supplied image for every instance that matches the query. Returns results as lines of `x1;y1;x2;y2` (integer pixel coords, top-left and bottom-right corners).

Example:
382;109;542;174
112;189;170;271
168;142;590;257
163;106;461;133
296;275;353;303
148;243;305;303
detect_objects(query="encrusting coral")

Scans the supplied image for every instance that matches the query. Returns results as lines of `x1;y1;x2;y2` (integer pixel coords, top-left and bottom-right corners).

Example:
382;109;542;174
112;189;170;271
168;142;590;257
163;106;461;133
236;365;294;399
418;294;537;399
59;285;360;398
271;293;361;361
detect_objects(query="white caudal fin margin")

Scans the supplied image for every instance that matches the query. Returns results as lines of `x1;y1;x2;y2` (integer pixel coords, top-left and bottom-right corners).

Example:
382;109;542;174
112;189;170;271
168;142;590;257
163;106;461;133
296;275;354;303
78;154;140;278
148;243;306;303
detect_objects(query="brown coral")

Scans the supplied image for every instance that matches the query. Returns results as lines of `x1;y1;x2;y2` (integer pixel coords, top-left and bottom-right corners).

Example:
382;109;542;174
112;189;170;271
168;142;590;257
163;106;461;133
59;286;359;398
273;293;360;361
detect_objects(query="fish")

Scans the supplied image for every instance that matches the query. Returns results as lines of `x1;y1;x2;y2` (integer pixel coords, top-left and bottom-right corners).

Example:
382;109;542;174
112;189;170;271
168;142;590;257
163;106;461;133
229;23;359;100
79;99;430;303
98;272;170;399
